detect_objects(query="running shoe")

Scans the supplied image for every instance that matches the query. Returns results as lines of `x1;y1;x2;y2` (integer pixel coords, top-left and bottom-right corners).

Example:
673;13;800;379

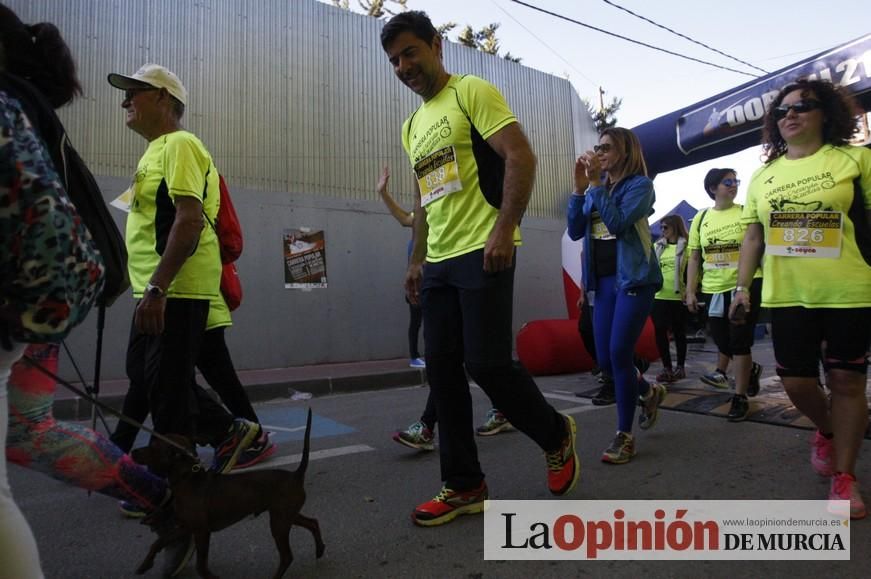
638;383;667;430
671;367;686;381
747;362;763;397
589;379;615;406
162;533;195;578
701;370;729;389
601;431;636;464
726;394;749;422
392;420;435;451
634;356;651;376
146;505;195;578
119;500;149;519
409;357;426;368
211;419;260;473
545;414;579;496
411;481;488;526
811;430;835;477
828;472;867;520
655;369;676;383
476;409;512;436
233;430;277;470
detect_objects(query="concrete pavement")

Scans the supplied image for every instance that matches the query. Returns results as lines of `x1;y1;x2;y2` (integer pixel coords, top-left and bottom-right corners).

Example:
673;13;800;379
9;335;871;577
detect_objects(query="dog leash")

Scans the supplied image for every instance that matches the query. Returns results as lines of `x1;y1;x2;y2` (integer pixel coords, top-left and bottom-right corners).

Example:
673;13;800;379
22;354;199;460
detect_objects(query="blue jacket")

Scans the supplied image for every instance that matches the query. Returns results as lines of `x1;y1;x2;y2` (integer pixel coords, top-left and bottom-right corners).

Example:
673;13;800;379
567;174;662;292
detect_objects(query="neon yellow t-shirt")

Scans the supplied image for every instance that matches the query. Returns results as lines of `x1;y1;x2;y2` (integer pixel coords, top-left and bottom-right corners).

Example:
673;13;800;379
688;205;758;294
401;75;521;262
655;243;682;301
125;130;221;299
206;293;232;330
743;144;871;308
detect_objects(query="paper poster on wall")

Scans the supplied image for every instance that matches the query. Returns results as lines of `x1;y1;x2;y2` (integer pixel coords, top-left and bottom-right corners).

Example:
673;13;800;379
283;228;327;289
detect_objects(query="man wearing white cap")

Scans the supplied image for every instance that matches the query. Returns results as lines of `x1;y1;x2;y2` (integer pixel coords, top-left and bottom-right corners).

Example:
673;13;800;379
107;64;259;478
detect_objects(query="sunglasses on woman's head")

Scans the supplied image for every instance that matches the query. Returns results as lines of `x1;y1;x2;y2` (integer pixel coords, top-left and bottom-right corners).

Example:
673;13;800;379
721;178;740;187
593;143;612;153
772;99;821;121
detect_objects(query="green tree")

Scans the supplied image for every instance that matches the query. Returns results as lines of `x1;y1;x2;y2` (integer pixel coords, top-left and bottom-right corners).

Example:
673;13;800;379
332;1;519;62
331;0;408;17
455;23;520;63
583;89;622;133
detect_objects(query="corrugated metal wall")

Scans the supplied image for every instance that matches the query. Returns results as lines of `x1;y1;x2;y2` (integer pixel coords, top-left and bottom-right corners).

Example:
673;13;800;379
8;0;595;219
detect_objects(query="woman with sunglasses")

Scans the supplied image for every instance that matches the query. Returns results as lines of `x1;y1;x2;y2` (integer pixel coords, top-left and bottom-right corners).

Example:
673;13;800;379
652;214;690;383
685;168;764;422
568;127;664;465
731;79;871;519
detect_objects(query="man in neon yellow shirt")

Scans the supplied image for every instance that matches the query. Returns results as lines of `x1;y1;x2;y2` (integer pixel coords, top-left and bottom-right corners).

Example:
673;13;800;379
382;11;578;527
107;64;258;479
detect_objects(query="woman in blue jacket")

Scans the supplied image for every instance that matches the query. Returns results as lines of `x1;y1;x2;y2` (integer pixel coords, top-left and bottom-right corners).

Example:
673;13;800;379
567;127;664;464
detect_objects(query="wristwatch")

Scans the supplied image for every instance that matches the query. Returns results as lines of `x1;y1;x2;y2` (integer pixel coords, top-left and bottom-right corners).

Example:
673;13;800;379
145;282;166;298
735;285;749;293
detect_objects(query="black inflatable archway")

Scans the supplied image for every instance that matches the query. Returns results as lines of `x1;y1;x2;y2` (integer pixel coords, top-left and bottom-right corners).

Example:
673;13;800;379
632;34;871;178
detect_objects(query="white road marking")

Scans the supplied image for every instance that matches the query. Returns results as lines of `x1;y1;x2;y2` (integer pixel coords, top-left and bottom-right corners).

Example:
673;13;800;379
261;424;307;433
551;404;603;415
240;444;375;472
542;391;594;404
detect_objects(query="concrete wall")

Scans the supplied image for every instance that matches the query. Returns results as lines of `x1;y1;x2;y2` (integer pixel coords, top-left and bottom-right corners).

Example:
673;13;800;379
2;0;596;380
59;177;570;381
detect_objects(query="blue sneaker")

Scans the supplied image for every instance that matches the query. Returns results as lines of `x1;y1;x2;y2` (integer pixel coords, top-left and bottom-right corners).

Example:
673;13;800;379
409;357;426;368
119;500;149;519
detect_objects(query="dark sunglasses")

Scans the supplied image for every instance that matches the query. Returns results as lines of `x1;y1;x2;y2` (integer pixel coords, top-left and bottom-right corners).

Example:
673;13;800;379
720;178;740;187
593;143;612;154
123;87;158;101
772;99;821;121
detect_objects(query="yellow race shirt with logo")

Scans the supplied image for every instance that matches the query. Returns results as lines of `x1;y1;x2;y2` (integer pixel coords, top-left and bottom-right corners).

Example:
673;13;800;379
655;243;681;301
688;205;759;294
743;144;871;308
125;130;221;299
401;75;520;262
206;293;232;330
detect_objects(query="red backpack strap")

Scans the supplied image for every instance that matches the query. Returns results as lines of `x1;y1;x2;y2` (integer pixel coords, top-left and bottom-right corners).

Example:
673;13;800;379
217;175;243;263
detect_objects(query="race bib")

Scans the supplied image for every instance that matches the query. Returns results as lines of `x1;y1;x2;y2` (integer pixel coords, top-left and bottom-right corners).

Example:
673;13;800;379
414;146;463;207
703;242;740;270
766;211;842;258
591;213;615;240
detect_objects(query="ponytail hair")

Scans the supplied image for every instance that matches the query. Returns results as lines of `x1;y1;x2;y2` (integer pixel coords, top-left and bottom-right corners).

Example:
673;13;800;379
26;22;82;107
0;4;81;108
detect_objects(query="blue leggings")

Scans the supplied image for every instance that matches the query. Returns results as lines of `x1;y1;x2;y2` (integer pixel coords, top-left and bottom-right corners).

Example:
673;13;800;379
593;276;656;433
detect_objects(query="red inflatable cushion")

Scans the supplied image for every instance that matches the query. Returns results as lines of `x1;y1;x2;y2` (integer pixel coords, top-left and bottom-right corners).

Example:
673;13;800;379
516;317;659;376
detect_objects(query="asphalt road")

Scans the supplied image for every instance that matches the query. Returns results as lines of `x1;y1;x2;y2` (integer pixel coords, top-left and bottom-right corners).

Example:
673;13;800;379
9;371;871;579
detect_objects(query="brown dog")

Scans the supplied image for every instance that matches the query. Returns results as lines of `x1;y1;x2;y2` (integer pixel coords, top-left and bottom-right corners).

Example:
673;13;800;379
131;409;324;579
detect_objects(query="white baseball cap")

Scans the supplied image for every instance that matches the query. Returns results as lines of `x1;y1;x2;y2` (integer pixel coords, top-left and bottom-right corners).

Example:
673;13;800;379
107;63;188;106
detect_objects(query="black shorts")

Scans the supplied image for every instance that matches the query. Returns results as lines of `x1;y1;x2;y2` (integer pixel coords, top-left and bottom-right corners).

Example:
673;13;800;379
704;277;763;357
771;307;871;378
